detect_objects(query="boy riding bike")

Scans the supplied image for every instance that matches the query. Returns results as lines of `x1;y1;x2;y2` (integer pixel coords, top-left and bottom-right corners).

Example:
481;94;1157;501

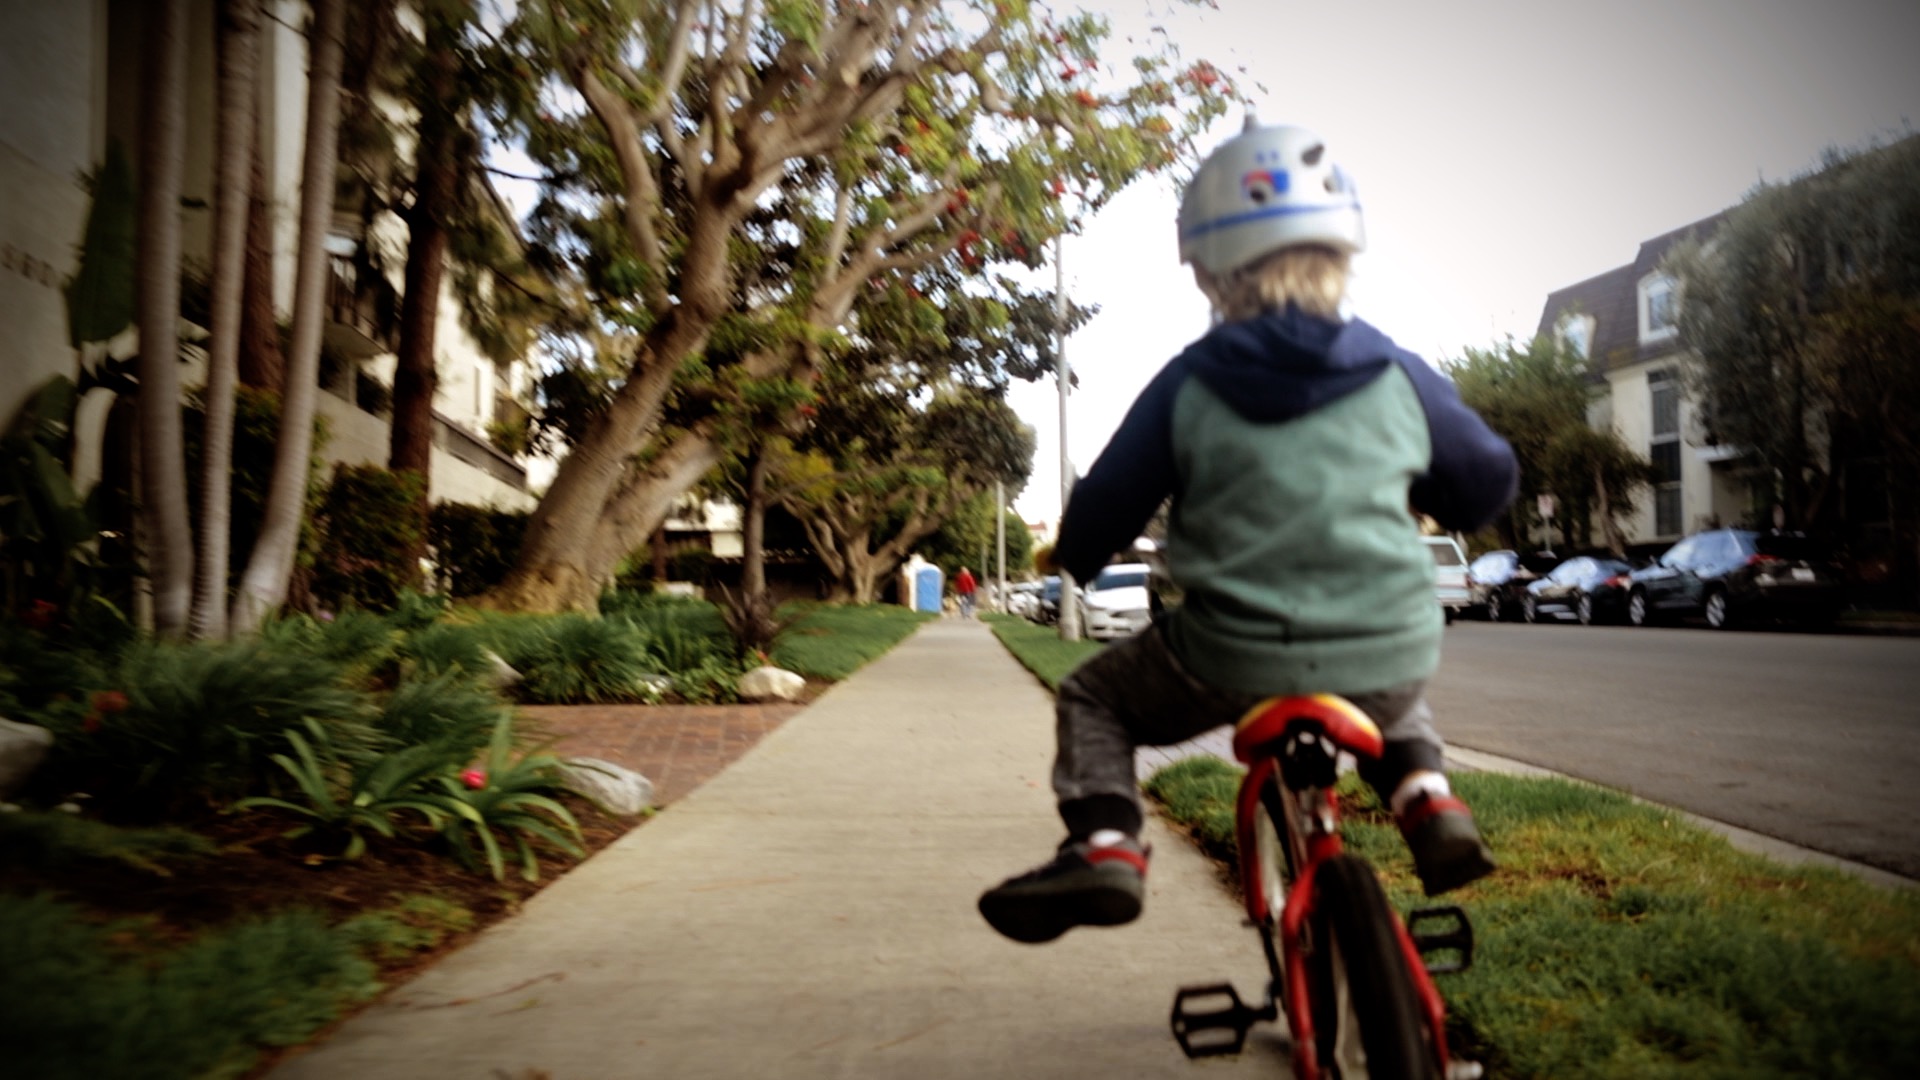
980;121;1518;945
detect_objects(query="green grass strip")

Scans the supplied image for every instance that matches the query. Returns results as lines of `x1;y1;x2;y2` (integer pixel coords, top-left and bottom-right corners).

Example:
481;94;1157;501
771;603;936;681
1146;759;1920;1078
983;612;1104;689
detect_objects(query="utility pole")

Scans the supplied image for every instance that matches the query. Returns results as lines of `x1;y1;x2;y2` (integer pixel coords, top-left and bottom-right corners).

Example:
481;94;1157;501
995;478;1006;613
1055;232;1081;641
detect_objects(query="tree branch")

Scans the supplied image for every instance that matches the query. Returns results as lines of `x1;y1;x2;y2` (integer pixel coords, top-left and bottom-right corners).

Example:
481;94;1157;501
573;64;671;314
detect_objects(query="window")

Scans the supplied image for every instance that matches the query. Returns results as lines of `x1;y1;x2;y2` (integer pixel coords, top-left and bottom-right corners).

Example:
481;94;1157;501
1558;314;1594;360
1649;369;1682;536
1639;273;1679;344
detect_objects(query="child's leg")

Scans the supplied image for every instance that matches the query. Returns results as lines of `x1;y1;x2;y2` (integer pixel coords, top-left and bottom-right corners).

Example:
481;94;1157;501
1343;682;1494;897
1052;624;1265;840
979;625;1261;944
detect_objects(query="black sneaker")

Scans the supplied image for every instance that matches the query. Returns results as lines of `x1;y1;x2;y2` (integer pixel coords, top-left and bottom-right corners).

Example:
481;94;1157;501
978;837;1150;944
1397;793;1496;896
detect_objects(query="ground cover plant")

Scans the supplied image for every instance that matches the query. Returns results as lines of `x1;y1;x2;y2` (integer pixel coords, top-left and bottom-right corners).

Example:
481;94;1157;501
1;591;930;1077
983;612;1103;689
1145;757;1920;1078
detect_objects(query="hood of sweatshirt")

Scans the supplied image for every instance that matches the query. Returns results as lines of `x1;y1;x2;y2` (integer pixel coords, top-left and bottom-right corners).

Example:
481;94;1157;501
1179;306;1394;424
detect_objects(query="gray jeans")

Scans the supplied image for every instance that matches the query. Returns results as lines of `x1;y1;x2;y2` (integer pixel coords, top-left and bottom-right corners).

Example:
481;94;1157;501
1052;622;1446;838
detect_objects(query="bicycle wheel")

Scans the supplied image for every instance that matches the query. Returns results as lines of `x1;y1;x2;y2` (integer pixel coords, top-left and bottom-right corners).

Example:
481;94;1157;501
1307;854;1437;1079
1246;773;1297;923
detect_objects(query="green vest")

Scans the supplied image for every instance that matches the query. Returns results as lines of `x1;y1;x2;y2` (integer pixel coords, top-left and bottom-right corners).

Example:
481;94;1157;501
1164;365;1441;696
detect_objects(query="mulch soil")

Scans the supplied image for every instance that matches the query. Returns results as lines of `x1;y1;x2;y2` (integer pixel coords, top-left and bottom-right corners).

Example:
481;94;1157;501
7;685;827;1069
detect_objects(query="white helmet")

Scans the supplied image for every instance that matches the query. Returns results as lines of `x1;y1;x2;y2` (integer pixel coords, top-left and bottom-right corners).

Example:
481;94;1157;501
1177;121;1365;275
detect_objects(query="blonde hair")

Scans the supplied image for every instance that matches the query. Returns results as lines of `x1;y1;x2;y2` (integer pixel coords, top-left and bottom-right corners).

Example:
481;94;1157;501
1192;244;1350;322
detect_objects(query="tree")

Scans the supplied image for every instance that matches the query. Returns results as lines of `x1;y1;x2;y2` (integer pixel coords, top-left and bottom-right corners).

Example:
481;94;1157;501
233;0;347;633
480;0;1235;612
924;487;1032;585
1669;136;1920;595
775;380;1033;603
190;0;264;640
135;0;194;637
1450;336;1655;554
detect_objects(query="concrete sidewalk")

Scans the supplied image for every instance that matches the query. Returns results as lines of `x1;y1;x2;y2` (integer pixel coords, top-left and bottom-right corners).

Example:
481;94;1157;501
273;619;1287;1079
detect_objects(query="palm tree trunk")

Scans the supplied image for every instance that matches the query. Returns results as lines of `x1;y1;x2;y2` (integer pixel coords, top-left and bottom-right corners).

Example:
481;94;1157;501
388;6;462;521
238;113;284;392
191;0;262;640
136;0;193;638
232;0;345;633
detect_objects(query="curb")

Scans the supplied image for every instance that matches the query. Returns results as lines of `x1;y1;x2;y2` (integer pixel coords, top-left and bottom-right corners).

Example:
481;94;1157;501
1446;745;1918;893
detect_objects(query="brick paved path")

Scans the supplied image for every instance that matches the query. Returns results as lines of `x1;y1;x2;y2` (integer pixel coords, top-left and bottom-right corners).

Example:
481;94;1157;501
520;702;806;806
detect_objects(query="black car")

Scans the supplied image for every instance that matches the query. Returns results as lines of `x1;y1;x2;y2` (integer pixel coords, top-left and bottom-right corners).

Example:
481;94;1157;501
1626;528;1845;630
1522;556;1634;625
1466;549;1562;622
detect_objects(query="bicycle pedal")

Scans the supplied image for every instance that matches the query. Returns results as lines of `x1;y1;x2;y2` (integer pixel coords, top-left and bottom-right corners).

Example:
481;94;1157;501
1407;904;1474;975
1169;983;1272;1058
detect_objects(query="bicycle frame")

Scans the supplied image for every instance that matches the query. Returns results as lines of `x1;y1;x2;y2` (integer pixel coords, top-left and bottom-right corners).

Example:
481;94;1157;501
1170;694;1476;1080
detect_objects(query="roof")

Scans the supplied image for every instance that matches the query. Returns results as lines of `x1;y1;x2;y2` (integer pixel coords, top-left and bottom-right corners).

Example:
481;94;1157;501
1535;211;1728;375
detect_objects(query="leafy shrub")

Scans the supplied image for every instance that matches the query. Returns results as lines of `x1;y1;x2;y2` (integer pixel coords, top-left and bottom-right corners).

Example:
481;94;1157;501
0;893;380;1080
40;638;375;813
484;613;656;704
437;714;584;881
258;607;403;678
374;670;513;762
427;503;528;598
235;718;466;860
670;655;742;705
311;464;426;613
396;620;497;679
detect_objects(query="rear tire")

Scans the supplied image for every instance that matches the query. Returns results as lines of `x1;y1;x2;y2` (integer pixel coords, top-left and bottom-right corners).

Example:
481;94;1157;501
1628;589;1653;627
1308;855;1439;1079
1486;592;1504;623
1521;594;1538;624
1704;588;1735;630
1575;592;1595;626
1249;776;1298;924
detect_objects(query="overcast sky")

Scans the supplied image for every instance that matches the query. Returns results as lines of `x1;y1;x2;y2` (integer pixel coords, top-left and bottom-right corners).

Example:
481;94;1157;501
1007;0;1920;530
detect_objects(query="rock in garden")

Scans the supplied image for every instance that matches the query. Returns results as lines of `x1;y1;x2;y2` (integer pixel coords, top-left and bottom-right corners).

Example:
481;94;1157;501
0;717;54;799
481;648;522;690
558;757;654;817
737;665;805;703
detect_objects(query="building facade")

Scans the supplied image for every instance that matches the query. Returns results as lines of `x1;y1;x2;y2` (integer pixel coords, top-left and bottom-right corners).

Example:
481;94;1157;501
1534;213;1757;551
0;0;546;512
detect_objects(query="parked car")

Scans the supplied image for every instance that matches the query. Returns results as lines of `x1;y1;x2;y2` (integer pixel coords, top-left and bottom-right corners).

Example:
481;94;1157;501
1522;555;1634;625
1467;549;1562;622
1007;581;1043;620
1037;575;1063;624
1423;535;1471;624
1083;562;1154;641
1626;528;1845;630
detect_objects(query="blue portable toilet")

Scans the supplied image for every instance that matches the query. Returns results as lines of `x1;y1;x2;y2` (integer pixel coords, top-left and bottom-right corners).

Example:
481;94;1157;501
901;555;944;613
913;563;944;613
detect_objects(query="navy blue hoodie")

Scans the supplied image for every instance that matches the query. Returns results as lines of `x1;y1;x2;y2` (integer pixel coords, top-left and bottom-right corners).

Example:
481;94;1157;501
1055;308;1517;695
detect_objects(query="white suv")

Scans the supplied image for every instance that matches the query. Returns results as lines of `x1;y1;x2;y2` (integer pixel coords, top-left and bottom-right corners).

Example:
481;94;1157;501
1424;535;1471;624
1082;562;1155;641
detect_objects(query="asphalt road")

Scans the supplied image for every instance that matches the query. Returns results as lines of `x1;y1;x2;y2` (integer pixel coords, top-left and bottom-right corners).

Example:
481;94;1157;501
1427;620;1920;880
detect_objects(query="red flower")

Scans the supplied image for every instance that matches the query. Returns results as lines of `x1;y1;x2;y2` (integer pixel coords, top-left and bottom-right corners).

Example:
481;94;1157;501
81;713;102;734
461;769;488;790
91;690;130;714
22;599;57;630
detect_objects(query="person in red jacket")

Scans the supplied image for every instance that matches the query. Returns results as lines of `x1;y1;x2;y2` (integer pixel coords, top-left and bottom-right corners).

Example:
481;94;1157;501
955;566;978;618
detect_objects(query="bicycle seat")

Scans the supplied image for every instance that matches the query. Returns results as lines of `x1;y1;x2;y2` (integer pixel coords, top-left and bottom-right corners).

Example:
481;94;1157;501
1231;694;1383;764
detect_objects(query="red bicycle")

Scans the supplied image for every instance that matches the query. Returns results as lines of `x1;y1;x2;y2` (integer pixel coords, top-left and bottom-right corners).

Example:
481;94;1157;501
1169;694;1480;1079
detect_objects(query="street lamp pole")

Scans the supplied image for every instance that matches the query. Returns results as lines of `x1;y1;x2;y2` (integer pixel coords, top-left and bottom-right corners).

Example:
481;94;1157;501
994;478;1006;612
1055;232;1081;641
